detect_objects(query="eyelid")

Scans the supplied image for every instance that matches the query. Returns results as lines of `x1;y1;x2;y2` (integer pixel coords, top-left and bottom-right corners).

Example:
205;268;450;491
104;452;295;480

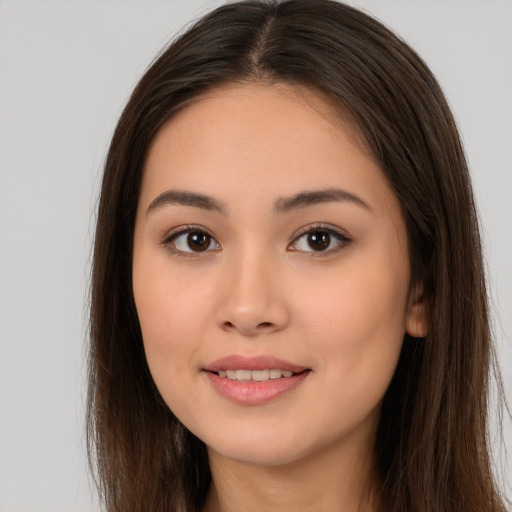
160;223;350;255
161;224;208;243
289;223;351;242
161;224;221;254
288;223;352;253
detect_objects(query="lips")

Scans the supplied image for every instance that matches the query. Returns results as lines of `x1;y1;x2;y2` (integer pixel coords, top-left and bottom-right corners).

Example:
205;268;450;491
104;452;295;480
218;369;294;381
204;354;308;373
203;355;311;405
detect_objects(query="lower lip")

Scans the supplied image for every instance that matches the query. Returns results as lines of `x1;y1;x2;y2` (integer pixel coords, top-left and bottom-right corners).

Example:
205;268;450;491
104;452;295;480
205;371;310;405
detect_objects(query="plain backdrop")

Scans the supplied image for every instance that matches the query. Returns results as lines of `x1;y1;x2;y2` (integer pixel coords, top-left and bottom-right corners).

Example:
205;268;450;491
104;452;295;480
0;1;511;510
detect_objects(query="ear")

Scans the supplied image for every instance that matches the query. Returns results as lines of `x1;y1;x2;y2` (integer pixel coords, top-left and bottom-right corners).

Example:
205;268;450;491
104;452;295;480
405;284;428;338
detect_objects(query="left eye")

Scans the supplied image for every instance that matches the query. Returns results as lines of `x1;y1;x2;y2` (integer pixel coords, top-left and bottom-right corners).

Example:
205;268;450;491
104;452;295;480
170;230;220;253
291;229;350;253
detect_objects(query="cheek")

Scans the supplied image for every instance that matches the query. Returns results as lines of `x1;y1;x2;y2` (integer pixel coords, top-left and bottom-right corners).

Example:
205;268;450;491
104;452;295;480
136;279;204;345
294;253;409;408
133;272;210;422
298;257;408;343
132;253;212;382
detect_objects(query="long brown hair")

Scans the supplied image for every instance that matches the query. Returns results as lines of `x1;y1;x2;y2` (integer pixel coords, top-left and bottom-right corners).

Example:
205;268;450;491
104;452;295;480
87;1;508;511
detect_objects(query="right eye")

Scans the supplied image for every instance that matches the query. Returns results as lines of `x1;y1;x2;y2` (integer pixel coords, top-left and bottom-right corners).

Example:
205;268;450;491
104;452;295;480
164;228;220;254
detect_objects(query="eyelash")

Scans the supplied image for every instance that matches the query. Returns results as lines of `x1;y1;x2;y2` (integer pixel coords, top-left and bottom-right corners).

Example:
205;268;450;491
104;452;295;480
161;225;220;257
161;223;352;257
289;223;352;256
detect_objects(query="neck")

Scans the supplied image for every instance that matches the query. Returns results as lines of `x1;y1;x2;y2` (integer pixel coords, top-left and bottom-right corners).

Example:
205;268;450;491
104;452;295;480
202;428;379;512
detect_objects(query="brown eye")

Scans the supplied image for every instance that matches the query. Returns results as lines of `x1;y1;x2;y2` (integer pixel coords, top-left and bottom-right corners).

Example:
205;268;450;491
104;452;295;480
290;226;351;254
307;231;331;251
187;232;212;251
169;229;220;253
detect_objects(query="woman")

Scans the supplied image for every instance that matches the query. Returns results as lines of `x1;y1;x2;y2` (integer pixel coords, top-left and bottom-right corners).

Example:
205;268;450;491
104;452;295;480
87;1;509;511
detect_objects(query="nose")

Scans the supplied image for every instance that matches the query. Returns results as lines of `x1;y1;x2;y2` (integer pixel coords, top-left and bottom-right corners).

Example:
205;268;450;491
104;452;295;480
215;248;290;337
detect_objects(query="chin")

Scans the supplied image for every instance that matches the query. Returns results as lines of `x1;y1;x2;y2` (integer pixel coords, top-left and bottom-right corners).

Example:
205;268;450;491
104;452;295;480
193;421;296;464
208;441;308;468
200;421;336;469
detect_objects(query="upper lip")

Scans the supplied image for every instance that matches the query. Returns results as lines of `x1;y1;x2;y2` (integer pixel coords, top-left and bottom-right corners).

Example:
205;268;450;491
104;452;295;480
204;355;309;373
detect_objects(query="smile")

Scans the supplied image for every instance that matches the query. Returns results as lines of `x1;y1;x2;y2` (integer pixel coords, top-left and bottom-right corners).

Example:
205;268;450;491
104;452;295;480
203;355;311;404
216;369;294;381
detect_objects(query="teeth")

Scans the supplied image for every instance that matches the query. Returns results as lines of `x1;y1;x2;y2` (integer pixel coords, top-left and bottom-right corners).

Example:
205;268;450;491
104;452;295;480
216;369;296;381
252;370;269;381
236;369;252;381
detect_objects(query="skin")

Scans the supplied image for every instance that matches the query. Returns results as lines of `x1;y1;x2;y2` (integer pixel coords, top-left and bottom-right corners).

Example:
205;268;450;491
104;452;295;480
132;83;427;512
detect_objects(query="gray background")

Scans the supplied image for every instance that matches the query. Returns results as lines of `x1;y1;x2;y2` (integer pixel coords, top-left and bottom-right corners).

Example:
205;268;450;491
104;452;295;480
0;1;510;510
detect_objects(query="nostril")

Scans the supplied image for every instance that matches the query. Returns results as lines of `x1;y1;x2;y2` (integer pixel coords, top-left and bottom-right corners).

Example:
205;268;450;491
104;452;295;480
221;320;275;333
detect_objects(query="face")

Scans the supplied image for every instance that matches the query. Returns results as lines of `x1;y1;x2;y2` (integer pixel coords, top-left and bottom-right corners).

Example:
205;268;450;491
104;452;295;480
132;84;425;468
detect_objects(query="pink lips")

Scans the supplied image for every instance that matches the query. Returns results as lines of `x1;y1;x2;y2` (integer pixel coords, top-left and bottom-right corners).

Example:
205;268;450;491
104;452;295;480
203;355;311;405
204;355;308;373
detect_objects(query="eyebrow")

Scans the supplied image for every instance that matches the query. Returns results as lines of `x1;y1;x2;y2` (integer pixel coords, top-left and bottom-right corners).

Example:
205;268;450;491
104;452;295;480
146;190;227;216
146;187;370;216
274;188;371;212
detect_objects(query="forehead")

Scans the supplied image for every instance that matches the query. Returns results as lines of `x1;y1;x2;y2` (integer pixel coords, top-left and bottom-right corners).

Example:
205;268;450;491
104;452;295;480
140;82;396;216
149;82;369;158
